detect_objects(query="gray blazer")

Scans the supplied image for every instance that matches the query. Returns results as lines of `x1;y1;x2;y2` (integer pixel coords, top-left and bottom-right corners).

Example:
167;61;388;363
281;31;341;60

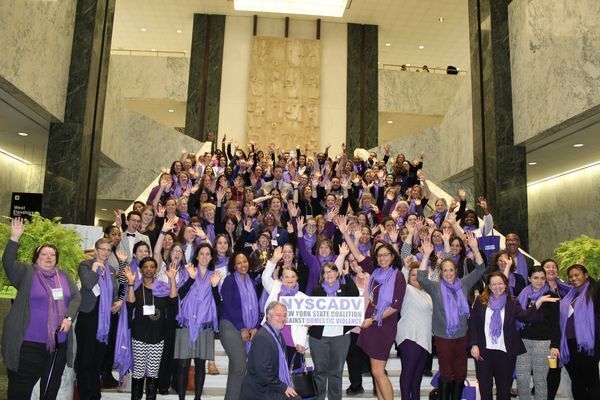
78;259;118;313
258;179;292;198
1;240;81;370
116;231;151;262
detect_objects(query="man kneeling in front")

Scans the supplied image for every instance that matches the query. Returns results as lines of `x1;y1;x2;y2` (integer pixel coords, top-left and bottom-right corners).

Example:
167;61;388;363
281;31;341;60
241;301;301;399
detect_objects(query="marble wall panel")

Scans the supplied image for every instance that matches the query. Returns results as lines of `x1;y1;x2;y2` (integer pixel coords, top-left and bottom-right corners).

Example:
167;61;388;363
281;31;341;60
379;70;462;116
509;0;600;144
99;55;201;201
0;0;76;121
246;36;321;152
528;164;600;259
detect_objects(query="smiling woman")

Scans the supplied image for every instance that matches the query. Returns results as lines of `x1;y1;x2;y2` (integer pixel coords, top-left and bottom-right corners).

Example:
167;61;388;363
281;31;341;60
2;218;81;400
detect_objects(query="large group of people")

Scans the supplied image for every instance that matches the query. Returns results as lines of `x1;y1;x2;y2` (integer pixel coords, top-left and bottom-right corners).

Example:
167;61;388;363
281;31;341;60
2;137;599;400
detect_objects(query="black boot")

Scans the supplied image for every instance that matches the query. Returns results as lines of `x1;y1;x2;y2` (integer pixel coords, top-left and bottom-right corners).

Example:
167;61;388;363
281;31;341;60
145;377;157;400
451;380;464;400
130;378;144;400
438;379;452;400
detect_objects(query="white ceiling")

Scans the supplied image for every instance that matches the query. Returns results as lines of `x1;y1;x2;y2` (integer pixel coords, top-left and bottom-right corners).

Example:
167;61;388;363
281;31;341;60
112;0;471;70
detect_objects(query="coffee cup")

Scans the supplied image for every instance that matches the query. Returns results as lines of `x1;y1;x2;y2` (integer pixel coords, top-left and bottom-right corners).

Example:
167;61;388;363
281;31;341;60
547;356;558;368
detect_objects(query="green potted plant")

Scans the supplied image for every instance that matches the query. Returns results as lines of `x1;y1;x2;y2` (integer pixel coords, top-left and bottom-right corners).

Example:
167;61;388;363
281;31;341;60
554;235;600;280
0;213;84;298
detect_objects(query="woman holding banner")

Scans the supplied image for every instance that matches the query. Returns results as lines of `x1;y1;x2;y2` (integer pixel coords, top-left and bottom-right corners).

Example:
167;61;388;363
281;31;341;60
357;243;406;400
308;262;359;400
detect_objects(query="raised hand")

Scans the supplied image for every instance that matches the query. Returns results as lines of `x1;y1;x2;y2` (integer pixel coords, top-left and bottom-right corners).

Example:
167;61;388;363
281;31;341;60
271;246;283;263
385;144;391;154
192;226;207;240
210;270;221;287
449;197;458;211
337;216;349;235
156;203;165;218
10;217;25;241
421;236;434;255
166;263;178;281
325;207;339;222
458;187;467;200
535;295;560;309
286;221;294;234
216;187;226;203
115;250;128;263
243;218;253;233
296;216;305;232
163;217;177;232
287;201;299;218
185;263;197;280
388;225;400;243
477;196;489;211
339;242;350;257
465;231;479;251
124;265;136;284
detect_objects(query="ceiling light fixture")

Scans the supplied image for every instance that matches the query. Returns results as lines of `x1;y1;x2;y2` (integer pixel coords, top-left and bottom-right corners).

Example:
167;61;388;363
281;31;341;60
17;132;28;136
234;0;349;17
151;49;156;51
528;161;600;187
176;29;183;33
528;162;537;165
0;148;31;165
573;143;584;148
439;17;445;22
101;208;108;211
406;64;411;66
387;120;393;124
385;43;391;47
418;45;425;49
140;28;147;32
168;109;174;113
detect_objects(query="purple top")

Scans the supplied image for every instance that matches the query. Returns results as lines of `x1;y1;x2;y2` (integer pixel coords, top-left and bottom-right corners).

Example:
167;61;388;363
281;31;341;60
220;274;260;331
297;237;323;295
24;275;69;344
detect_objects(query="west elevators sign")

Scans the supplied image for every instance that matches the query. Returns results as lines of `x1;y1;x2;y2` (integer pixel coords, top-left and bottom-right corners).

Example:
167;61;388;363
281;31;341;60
10;192;43;220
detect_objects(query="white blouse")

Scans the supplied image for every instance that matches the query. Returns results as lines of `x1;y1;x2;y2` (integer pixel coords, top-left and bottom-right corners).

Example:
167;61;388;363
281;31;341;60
484;307;506;352
396;282;433;353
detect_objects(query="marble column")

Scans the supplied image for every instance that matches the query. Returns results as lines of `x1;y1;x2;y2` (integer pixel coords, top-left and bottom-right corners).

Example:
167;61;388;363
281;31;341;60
346;23;378;154
184;14;225;141
468;0;529;249
42;0;115;224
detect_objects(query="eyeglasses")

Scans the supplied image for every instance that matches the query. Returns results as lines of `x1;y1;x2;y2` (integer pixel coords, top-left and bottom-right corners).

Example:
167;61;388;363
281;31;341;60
306;223;317;228
377;252;392;259
97;247;112;252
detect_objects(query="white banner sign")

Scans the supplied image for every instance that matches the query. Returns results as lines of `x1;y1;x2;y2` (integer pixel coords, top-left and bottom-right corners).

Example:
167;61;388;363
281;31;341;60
280;296;365;326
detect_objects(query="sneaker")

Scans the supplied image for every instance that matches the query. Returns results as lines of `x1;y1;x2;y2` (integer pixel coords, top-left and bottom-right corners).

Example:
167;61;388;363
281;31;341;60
346;386;365;395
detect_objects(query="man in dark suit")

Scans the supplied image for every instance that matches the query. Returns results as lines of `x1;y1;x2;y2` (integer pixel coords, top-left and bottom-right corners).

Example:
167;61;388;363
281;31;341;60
504;233;535;280
117;210;151;261
241;301;301;400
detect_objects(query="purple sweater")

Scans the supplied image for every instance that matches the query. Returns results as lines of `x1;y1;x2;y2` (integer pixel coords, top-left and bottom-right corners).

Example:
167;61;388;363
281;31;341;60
24;275;69;344
220;274;260;331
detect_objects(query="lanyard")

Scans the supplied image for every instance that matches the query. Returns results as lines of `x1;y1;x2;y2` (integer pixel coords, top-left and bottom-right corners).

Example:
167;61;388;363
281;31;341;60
142;285;154;306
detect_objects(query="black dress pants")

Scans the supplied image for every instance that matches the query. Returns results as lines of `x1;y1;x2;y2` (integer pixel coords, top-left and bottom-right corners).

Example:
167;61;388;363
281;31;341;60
75;304;107;400
564;339;600;400
7;341;67;400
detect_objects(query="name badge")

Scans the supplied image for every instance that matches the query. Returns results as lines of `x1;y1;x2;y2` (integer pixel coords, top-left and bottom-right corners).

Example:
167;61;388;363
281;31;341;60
271;239;279;246
92;284;100;297
143;305;156;316
52;288;64;300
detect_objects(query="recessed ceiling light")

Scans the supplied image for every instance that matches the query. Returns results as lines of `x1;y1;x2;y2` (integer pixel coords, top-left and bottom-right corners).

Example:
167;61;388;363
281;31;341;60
183;50;188;53
528;162;537;165
439;17;445;22
176;29;183;33
140;28;147;32
418;45;425;49
100;208;107;211
151;49;156;51
168;109;174;113
387;120;393;124
406;64;411;66
573;143;584;147
385;43;391;47
0;148;31;164
17;132;28;136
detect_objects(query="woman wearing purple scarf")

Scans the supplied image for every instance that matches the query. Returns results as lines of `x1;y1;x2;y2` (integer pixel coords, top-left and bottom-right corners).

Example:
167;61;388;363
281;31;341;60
357;243;406;400
220;251;259;400
469;272;558;400
558;264;600;399
515;266;560;400
76;238;119;400
541;259;572;400
123;257;186;399
417;231;487;400
173;243;221;400
2;218;81;400
308;262;359;400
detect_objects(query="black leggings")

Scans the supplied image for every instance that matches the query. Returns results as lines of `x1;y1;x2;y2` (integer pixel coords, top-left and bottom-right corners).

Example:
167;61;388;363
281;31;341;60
177;358;206;400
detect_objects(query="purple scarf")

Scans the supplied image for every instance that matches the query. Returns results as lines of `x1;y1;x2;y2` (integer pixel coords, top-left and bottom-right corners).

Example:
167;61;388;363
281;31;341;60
369;267;398;326
264;323;291;386
463;225;476;232
33;265;70;352
516;284;548;330
279;283;299;297
440;278;470;336
205;224;216;245
215;254;229;269
358;241;372;256
303;233;317;251
318;254;336;265
235;272;259;349
130;259;142;290
177;270;219;347
488;293;507;344
434;212;445;228
322;280;340;296
553;279;573;298
95;258;113;344
515;252;529;280
559;281;595;366
507;271;516;294
114;301;131;382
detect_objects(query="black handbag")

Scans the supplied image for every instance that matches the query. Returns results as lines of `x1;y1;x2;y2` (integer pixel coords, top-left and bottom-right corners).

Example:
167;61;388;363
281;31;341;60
290;353;317;399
